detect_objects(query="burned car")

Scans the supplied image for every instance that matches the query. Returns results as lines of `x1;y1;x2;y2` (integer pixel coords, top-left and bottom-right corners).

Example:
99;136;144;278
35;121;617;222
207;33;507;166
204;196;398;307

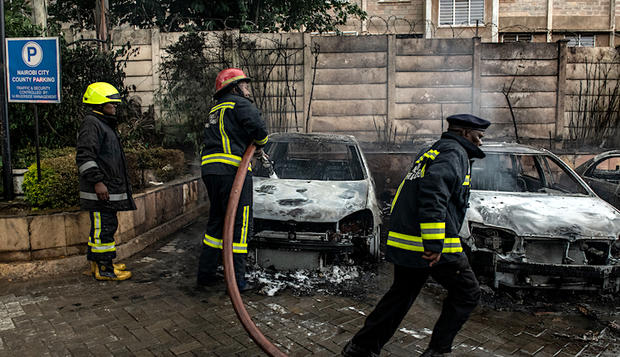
250;133;382;270
462;143;620;292
574;150;620;210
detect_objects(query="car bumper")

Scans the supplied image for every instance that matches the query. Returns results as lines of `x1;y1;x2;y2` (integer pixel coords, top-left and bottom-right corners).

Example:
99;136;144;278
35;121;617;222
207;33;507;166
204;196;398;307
496;261;620;292
252;230;354;253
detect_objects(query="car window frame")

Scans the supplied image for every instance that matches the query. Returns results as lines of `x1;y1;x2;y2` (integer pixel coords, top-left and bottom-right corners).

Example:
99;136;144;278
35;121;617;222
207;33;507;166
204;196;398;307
260;137;368;181
584;154;620;184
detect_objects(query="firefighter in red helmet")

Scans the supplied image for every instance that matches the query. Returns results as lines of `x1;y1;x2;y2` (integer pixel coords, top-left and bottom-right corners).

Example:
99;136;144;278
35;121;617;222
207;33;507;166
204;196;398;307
196;68;269;292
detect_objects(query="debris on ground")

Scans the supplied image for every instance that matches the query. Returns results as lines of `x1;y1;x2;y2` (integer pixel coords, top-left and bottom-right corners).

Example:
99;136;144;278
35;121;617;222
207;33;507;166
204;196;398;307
553;329;607;342
246;263;378;299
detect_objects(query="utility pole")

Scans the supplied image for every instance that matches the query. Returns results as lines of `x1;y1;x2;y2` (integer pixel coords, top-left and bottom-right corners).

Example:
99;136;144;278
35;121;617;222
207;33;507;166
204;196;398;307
0;1;14;200
31;0;48;33
95;0;109;50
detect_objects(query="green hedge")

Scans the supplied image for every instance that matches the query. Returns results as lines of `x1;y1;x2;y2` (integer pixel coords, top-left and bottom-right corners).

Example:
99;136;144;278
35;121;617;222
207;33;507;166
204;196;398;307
12;146;76;168
22;154;79;209
125;147;186;188
21;147;186;209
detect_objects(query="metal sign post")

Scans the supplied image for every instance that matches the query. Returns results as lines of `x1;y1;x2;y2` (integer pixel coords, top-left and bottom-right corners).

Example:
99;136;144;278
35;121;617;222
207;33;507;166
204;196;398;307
0;1;13;199
5;37;61;185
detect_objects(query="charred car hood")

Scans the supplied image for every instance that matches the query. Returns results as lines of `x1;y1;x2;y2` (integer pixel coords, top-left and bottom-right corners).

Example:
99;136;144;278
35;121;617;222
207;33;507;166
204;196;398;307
466;191;620;239
253;177;368;222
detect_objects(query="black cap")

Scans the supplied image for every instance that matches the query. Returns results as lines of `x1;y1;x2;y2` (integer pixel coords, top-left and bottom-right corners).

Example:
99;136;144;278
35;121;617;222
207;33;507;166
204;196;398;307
446;114;491;131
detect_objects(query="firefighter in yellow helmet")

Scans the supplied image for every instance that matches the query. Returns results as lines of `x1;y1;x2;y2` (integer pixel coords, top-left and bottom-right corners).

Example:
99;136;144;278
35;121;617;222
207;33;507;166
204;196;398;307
76;82;133;281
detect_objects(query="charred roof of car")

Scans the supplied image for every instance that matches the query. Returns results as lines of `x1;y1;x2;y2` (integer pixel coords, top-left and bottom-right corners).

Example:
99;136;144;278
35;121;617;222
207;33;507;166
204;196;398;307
590;150;620;162
269;132;359;144
480;142;550;154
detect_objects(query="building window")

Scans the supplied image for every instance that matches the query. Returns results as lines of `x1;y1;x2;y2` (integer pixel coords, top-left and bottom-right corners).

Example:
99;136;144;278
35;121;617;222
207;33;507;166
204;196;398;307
502;33;532;43
566;34;595;47
439;0;484;26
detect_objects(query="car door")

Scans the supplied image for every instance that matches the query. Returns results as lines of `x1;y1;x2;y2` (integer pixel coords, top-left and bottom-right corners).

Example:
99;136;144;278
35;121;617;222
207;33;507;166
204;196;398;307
582;154;620;209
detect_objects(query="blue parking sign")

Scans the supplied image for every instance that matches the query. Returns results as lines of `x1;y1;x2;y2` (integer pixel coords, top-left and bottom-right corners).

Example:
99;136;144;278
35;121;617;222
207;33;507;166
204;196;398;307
6;37;61;103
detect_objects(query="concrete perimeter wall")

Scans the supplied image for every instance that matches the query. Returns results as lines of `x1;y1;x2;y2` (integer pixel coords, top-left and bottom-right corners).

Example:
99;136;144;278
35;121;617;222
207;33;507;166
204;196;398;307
65;29;619;148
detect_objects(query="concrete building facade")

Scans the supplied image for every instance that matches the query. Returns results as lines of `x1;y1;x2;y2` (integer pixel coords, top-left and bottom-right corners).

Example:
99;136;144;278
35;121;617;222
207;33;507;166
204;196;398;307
343;0;619;47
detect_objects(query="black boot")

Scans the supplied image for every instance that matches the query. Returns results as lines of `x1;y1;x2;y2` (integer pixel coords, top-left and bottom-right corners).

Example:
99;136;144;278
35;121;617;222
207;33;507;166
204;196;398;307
341;341;379;357
420;347;445;357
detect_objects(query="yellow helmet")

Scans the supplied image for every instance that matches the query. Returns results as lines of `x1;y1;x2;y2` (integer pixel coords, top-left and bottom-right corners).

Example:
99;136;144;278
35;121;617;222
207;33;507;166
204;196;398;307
82;82;122;105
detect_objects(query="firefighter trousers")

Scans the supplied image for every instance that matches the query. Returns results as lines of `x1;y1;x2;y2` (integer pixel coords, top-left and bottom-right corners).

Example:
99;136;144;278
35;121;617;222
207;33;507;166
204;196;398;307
86;211;118;262
351;257;480;354
197;173;253;289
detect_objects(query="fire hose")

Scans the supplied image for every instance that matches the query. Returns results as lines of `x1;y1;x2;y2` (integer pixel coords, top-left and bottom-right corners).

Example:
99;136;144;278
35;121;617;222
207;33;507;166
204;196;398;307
222;144;288;357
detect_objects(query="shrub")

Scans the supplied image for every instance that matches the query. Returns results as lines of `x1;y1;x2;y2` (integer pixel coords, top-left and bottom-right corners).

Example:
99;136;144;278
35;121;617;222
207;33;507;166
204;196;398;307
125;147;186;188
21;148;185;209
13;146;76;168
22;154;79;209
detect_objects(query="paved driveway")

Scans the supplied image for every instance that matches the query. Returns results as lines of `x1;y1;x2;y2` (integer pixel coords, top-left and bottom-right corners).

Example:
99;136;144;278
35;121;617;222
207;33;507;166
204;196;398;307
1;218;618;356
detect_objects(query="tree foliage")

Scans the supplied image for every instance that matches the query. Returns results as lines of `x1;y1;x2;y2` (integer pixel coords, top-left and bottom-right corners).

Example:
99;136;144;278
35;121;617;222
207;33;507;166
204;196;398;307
156;32;224;153
49;0;366;33
3;0;134;166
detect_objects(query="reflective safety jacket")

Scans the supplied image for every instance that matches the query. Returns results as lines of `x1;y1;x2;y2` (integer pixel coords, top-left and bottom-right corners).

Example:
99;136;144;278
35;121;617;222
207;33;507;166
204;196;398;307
386;131;485;268
201;93;269;176
76;110;136;212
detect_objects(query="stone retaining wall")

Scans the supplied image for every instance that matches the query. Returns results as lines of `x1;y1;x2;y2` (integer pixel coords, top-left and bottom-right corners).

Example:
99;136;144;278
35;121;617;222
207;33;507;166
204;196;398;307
0;176;207;279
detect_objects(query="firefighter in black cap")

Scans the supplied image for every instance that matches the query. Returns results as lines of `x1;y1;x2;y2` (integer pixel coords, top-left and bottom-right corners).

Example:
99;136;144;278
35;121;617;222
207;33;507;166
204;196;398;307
342;114;491;357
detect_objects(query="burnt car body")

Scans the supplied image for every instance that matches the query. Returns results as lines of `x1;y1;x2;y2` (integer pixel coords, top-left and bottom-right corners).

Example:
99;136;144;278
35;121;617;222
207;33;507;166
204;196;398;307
250;133;382;270
461;143;620;292
574;150;620;210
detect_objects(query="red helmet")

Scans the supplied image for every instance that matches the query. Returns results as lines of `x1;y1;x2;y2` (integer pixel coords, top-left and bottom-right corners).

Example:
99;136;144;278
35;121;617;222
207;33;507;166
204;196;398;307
214;68;250;97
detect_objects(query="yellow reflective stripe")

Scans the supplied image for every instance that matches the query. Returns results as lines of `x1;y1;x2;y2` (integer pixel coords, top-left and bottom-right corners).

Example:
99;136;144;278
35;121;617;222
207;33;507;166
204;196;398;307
201;153;252;171
241;205;249;244
415;149;440;164
88;241;116;252
219;109;232;154
390;178;406;213
202;153;241;163
420;222;445;229
387;239;424;252
203;234;248;253
94;212;101;244
254;135;268;146
443;238;463;253
387;231;425;251
463;174;470;186
388;232;462;254
221;75;246;86
210;102;235;113
388;231;422;242
421;222;445;240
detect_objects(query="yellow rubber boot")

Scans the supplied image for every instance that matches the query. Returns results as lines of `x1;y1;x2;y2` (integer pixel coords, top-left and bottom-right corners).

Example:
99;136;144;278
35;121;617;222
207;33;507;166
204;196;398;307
94;261;132;281
85;261;126;276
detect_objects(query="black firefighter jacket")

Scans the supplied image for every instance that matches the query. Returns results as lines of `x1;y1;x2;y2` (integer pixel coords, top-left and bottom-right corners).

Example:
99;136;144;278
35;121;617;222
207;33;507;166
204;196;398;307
76;111;136;212
386;131;485;268
200;93;269;176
